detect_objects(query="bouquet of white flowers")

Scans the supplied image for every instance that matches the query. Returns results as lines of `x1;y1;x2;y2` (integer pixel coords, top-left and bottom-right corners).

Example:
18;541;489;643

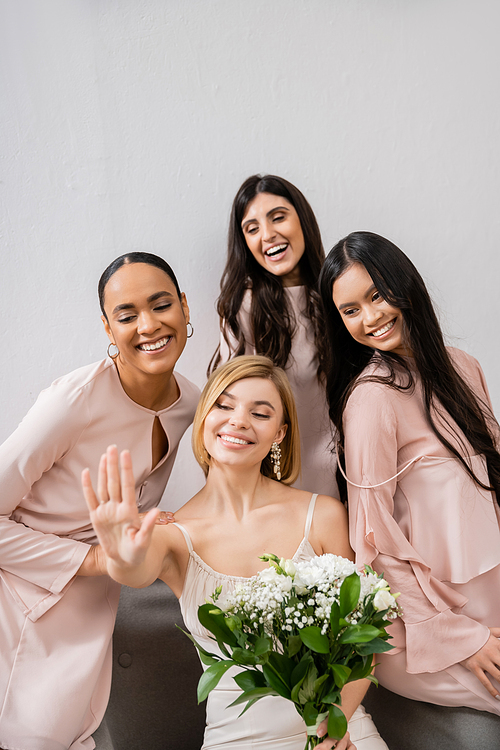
184;553;399;750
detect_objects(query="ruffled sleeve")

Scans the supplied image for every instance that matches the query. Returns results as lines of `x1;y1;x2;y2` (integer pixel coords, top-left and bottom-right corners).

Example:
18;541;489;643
344;379;490;674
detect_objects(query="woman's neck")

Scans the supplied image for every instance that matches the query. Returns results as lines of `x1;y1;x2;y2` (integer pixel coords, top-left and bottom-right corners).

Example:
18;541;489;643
114;361;179;412
202;464;271;519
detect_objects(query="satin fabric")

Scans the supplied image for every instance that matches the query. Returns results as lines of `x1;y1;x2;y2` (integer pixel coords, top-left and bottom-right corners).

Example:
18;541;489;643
343;347;500;713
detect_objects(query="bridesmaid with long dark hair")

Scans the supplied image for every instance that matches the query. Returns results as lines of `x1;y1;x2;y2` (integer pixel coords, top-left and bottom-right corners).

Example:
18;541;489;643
210;174;337;496
319;231;500;748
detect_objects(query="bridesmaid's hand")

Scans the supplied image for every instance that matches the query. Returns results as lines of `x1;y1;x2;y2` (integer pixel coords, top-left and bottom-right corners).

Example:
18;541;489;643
460;628;500;699
315;721;356;750
82;445;160;570
138;510;175;525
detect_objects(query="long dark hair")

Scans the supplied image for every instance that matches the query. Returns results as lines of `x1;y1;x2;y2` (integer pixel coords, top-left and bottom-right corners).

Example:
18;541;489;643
319;231;500;506
209;174;326;375
98;252;182;318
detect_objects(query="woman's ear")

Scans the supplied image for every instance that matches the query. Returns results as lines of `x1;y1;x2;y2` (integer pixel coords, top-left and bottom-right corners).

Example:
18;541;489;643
101;315;114;344
274;423;288;445
180;292;190;323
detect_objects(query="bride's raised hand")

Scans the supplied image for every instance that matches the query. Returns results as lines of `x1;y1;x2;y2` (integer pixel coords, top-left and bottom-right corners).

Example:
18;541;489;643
82;445;160;569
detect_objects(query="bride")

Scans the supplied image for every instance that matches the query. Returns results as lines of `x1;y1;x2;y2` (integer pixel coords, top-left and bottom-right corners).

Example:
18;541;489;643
83;355;387;750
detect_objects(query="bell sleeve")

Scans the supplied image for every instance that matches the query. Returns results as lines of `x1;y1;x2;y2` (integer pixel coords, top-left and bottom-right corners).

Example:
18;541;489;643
344;379;490;674
0;381;92;621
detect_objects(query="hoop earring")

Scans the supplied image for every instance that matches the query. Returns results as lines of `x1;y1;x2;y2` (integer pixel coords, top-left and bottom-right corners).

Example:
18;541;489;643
270;441;282;481
186;322;194;339
107;342;119;359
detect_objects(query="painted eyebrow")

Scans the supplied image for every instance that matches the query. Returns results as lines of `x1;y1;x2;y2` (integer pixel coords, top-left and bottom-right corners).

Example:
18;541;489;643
338;284;377;311
241;206;290;230
219;390;276;411
111;291;174;315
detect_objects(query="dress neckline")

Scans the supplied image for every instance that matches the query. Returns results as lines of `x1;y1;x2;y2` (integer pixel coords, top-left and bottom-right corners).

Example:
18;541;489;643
174;493;318;583
185;535;315;583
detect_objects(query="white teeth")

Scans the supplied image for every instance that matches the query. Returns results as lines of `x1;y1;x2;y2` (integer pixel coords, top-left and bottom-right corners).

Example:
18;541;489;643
266;243;287;257
220;435;251;445
371;320;395;337
139;337;170;351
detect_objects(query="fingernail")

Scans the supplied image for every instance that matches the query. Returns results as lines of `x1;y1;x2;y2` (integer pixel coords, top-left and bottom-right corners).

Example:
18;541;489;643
157;518;168;524
495;694;500;701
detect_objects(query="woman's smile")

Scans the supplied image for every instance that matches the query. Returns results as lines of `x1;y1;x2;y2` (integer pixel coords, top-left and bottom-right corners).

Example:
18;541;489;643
368;318;397;339
203;377;286;469
136;335;173;353
332;263;409;356
241;193;305;287
102;263;190;382
218;432;254;447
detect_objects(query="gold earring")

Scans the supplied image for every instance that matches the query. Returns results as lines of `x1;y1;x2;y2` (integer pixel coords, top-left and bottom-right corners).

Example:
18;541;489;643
270;441;282;481
107;342;119;359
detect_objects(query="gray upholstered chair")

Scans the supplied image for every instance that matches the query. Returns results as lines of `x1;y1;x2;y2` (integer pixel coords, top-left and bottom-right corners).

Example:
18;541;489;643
93;581;205;750
363;683;500;750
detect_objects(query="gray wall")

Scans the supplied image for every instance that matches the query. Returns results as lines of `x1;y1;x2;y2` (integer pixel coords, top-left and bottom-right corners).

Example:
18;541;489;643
2;0;499;509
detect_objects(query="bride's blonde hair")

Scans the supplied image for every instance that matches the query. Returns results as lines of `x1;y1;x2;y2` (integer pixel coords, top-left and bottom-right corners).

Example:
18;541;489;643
193;355;300;484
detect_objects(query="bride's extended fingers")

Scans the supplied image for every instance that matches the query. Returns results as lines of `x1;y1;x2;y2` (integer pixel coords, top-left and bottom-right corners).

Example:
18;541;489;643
81;468;99;511
106;445;122;502
119;450;139;508
97;453;109;505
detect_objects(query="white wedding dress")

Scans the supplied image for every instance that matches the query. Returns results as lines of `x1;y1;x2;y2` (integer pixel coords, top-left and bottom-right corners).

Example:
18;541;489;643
175;494;388;749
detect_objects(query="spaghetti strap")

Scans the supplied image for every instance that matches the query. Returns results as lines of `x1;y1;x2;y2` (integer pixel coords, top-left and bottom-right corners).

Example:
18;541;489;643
304;493;318;540
336;454;420;489
173;522;193;554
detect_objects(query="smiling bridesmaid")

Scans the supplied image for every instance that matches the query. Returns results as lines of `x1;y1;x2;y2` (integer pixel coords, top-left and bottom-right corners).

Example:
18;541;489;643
319;232;500;749
0;252;199;750
210;174;338;498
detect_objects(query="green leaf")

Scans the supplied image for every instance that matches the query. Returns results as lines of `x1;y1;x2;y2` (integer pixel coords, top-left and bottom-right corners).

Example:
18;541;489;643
339;624;381;644
303;701;318;727
367;674;379;686
198;603;238;647
322;688;342;704
297;662;319;704
287;635;303;657
329;601;341;637
225;615;242;632
339;573;361;618
347;656;373;682
228;686;279;707
198;650;219;666
254;636;271;656
176;626;220;665
268;652;294;687
299;626;330;654
290;654;313;702
355;637;394;655
234;670;267;691
329;663;351;688
262;663;292;699
231;648;258;666
327;705;348;740
291;654;313;685
197;661;233;703
313;674;329;693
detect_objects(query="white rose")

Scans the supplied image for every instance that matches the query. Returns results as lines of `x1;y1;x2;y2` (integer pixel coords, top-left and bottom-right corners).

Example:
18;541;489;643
259;567;280;582
373;589;396;611
282;559;296;577
295;565;322;586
